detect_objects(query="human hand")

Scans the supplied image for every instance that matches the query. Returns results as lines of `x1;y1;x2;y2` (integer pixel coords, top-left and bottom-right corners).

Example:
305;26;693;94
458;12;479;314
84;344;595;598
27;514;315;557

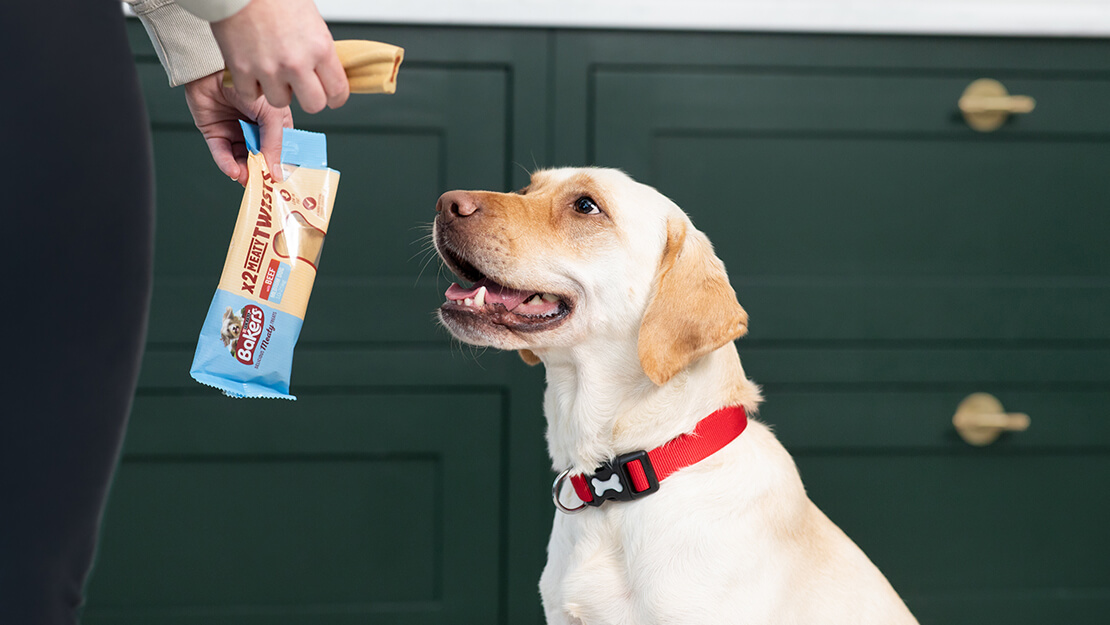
184;71;294;185
209;0;350;114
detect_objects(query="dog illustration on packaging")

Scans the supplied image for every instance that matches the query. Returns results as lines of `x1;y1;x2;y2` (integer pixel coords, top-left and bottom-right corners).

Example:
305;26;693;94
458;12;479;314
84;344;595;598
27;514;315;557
219;306;243;354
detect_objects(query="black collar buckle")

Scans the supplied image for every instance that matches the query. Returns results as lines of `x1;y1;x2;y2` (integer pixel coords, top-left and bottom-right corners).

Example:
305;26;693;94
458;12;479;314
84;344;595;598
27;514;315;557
583;449;660;507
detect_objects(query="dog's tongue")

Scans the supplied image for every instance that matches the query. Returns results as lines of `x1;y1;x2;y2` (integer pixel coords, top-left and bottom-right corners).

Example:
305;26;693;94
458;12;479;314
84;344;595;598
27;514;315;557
445;278;532;311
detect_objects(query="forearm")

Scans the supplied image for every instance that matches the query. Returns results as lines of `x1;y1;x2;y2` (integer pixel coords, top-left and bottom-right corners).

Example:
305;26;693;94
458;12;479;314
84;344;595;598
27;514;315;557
123;0;249;87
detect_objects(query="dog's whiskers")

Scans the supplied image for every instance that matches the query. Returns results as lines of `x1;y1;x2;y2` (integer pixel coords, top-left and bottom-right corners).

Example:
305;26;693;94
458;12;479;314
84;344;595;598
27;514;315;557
410;228;442;285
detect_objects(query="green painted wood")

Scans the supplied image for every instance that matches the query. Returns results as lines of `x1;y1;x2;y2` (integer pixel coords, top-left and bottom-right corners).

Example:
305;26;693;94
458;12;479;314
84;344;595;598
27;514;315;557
553;31;1110;167
651;136;1109;277
762;391;1110;450
594;71;1110;138
731;281;1110;341
83;393;502;624
324;23;552;194
798;453;1110;624
742;347;1110;386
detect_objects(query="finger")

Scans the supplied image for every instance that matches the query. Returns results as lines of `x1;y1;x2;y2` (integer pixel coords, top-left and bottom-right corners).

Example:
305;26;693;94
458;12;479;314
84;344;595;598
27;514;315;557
257;107;287;182
232;142;250;186
316;53;350;109
232;142;249;163
228;70;263;104
204;135;241;182
258;74;293;110
289;67;328;114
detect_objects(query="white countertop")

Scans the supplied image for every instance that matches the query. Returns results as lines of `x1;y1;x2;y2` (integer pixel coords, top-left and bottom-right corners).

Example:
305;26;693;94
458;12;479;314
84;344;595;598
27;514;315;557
315;0;1110;37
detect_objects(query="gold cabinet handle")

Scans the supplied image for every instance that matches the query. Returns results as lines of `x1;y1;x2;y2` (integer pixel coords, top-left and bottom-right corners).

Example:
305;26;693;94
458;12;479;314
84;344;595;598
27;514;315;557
959;78;1036;132
952;393;1030;446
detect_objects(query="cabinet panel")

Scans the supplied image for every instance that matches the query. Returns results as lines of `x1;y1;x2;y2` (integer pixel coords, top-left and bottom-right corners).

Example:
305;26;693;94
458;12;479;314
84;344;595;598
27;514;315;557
84;392;502;624
798;453;1110;625
649;134;1110;277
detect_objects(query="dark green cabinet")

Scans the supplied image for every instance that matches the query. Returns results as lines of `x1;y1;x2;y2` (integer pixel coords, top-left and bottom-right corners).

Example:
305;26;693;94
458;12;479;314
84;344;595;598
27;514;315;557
85;394;503;624
85;23;1108;624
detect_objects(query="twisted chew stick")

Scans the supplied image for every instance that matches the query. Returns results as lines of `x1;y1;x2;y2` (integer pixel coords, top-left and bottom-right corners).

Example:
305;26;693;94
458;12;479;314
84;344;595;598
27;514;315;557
222;40;404;94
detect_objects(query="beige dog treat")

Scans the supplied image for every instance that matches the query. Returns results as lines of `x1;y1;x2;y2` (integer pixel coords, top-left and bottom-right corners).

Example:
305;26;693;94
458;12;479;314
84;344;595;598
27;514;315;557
222;40;404;94
273;212;326;268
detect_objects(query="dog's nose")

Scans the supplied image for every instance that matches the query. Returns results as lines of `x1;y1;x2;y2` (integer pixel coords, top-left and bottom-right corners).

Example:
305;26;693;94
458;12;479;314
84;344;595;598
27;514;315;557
436;191;480;218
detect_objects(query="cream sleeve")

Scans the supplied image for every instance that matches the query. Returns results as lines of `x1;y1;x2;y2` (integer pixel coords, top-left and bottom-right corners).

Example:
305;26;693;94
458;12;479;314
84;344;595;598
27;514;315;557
123;0;250;87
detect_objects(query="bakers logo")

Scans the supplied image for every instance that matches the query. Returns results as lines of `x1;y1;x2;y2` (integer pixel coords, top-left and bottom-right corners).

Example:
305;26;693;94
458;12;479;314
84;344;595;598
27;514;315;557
235;305;265;364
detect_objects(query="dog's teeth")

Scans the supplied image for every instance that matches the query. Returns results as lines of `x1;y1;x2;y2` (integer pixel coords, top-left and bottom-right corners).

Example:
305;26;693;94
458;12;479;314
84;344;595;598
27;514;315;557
527;295;543;305
465;298;474;306
541;293;559;303
474;286;487;307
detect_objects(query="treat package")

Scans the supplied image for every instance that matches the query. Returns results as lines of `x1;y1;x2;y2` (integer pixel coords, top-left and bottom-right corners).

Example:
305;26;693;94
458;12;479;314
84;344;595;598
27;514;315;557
190;121;340;399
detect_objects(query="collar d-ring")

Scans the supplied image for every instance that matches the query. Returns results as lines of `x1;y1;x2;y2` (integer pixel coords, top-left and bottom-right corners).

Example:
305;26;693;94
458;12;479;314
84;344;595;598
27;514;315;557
552;468;587;514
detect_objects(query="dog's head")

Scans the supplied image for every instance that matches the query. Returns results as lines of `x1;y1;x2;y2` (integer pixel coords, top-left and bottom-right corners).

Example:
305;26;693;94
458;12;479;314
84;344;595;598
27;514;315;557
433;167;747;385
220;306;243;347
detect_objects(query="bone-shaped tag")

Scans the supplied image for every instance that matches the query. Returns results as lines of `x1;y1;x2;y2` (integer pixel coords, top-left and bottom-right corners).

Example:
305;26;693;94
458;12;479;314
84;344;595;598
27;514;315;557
592;474;623;497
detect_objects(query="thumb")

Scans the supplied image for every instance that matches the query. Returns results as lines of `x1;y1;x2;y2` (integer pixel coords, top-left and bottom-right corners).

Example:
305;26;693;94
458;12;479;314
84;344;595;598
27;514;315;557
203;135;242;183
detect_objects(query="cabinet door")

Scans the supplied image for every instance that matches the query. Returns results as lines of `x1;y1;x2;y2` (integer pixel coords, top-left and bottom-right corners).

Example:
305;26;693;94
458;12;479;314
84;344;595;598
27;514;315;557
556;31;1110;624
84;393;502;625
83;24;552;625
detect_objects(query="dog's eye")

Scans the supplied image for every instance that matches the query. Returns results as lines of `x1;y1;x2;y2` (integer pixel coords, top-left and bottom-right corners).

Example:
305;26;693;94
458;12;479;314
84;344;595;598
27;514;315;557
573;196;601;215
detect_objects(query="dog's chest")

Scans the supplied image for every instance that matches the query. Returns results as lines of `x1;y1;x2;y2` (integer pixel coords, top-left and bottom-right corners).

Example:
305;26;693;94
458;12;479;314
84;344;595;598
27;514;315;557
541;494;780;625
542;511;642;625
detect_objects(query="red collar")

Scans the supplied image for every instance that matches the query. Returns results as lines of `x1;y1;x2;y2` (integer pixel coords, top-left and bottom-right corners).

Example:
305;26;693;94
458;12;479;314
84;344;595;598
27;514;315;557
555;406;748;513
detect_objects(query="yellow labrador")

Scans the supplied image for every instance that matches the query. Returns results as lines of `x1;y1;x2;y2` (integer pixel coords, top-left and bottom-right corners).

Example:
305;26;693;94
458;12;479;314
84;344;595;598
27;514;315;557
433;168;917;625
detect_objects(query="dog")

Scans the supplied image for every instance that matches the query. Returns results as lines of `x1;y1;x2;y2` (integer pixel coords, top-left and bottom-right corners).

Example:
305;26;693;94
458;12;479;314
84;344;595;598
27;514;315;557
220;306;243;352
433;167;917;625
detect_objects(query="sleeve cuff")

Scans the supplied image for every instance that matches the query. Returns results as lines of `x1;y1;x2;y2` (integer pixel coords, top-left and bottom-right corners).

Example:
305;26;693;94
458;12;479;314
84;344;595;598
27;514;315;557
129;0;227;87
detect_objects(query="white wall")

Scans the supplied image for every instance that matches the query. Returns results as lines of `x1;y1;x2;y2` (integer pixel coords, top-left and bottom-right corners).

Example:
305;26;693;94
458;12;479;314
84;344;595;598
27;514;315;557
315;0;1110;37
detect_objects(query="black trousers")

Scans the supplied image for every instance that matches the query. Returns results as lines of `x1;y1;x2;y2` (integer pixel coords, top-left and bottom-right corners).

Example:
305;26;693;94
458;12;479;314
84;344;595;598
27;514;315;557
0;1;154;623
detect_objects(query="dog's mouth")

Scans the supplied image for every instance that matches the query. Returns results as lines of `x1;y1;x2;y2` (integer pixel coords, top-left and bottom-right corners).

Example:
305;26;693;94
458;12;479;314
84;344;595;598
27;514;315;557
437;239;572;333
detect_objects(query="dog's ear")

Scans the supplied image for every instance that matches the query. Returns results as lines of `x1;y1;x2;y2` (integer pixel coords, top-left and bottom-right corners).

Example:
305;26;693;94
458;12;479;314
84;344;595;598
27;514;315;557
638;218;748;386
518;349;541;366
